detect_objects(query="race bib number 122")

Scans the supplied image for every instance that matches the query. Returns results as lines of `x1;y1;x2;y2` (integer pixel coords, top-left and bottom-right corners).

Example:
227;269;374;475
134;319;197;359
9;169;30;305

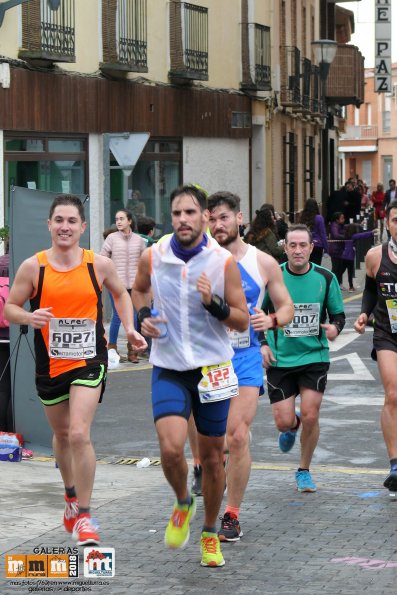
198;361;238;403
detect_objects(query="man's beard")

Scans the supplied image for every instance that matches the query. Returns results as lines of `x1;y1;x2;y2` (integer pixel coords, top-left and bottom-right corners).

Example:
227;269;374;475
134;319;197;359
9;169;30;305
216;227;239;246
175;227;201;247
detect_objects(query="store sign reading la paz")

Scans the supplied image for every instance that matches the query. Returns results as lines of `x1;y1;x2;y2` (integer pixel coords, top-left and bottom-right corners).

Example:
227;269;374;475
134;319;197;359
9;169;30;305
375;0;392;93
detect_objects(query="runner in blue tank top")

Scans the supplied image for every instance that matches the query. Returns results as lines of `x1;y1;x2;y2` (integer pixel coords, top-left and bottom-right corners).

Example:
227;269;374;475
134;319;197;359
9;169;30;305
207;192;293;541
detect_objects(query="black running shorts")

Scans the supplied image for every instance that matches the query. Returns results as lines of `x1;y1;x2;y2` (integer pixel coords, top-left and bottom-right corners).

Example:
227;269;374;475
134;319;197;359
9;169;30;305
266;362;330;404
372;327;397;361
36;364;107;406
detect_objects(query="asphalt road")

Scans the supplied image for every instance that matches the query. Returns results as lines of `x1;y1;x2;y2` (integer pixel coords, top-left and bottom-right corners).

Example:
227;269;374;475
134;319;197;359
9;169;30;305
92;291;388;471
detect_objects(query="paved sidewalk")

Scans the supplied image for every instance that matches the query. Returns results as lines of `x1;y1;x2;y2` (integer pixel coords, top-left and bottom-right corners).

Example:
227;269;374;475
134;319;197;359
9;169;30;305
0;457;396;594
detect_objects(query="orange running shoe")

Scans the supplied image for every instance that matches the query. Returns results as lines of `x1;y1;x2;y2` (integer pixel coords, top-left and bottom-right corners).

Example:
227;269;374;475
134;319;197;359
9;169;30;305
72;514;100;546
63;495;79;533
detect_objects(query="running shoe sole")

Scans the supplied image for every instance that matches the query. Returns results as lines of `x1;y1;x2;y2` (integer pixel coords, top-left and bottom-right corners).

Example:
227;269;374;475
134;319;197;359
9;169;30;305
200;559;225;567
219;530;243;542
297;485;317;493
74;536;100;546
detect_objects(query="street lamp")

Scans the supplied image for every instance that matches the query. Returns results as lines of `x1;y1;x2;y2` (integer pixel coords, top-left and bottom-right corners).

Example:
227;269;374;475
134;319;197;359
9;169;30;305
311;39;338;215
311;39;338;82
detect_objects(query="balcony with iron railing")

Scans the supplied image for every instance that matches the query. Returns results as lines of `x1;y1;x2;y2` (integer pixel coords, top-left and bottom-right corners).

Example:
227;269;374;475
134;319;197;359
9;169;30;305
169;1;208;81
280;46;301;108
325;44;365;107
19;0;75;64
101;0;148;73
341;124;378;140
280;48;327;116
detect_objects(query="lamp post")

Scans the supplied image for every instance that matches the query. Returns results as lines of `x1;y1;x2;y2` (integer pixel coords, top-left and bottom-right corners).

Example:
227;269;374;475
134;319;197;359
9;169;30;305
311;39;338;215
311;39;337;84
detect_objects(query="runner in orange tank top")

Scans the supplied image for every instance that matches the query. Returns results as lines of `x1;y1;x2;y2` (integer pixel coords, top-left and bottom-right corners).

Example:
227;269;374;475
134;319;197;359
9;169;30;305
5;194;147;547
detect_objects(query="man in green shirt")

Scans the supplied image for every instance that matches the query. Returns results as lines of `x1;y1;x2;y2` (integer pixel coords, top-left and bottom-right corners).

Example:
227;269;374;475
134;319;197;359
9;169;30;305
262;224;345;492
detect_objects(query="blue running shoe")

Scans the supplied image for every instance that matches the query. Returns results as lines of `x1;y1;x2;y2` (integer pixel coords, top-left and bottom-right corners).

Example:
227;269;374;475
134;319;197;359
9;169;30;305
295;470;317;492
278;412;301;453
383;469;397;492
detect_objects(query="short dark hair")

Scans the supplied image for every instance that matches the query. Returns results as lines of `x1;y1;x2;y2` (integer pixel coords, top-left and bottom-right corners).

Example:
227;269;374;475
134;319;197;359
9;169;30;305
207;191;241;213
386;200;397;219
137;216;156;235
170;184;208;211
285;223;312;243
49;194;85;222
389;179;396;185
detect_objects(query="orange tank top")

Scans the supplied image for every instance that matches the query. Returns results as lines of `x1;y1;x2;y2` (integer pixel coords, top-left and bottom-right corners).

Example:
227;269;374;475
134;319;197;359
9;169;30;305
30;249;107;379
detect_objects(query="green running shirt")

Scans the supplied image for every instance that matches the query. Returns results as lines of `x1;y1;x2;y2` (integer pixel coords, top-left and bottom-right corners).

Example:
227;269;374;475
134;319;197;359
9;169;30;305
263;262;344;367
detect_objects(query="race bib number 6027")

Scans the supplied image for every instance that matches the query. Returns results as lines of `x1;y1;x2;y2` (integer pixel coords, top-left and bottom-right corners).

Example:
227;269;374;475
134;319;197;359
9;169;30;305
49;318;96;359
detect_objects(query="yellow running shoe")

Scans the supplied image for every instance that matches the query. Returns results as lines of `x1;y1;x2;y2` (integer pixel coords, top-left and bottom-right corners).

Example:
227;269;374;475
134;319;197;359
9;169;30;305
164;495;196;549
200;531;225;567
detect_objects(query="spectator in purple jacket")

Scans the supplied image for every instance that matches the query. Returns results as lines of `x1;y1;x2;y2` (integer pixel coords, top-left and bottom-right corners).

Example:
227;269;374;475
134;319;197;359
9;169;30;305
299;198;328;265
328;212;345;287
340;224;377;292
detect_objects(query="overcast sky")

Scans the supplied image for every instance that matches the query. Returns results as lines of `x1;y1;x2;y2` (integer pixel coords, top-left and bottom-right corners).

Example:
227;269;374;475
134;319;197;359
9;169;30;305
338;0;395;68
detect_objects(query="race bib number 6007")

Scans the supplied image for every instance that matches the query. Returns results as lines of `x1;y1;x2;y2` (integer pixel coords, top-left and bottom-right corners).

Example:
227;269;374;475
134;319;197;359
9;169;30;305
284;303;320;337
49;318;96;359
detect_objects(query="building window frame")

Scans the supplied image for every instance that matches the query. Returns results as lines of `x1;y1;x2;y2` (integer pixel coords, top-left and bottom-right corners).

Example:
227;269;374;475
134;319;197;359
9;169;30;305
4;132;87;224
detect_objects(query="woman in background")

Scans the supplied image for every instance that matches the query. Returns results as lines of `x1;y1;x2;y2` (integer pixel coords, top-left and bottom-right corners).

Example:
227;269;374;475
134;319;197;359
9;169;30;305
244;207;285;262
299;198;328;265
339;223;377;292
101;209;145;363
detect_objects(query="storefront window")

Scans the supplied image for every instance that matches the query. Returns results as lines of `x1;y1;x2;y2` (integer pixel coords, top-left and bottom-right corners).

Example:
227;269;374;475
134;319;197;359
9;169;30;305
109;139;181;235
4;135;87;224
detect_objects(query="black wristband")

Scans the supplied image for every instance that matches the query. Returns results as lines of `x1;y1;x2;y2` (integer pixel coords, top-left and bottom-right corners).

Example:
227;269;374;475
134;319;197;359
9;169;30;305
137;306;152;325
258;331;268;346
329;312;346;336
203;294;230;321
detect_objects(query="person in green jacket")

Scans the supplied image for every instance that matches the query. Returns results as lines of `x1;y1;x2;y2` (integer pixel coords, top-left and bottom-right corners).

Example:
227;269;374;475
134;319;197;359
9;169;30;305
262;224;345;493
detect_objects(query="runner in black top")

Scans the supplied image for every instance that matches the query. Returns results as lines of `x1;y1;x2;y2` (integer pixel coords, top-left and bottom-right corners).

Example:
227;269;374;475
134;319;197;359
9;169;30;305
355;201;397;494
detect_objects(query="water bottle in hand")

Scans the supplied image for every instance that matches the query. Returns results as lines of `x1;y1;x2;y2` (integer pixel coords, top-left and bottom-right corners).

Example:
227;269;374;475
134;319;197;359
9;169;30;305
150;308;168;338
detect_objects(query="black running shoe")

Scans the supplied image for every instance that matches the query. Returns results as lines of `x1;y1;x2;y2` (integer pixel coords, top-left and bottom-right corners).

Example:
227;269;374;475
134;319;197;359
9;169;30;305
191;465;202;496
218;512;243;542
384;469;397;492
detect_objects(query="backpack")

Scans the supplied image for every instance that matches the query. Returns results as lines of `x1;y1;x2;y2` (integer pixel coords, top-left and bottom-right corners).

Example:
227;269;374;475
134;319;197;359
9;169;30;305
0;277;9;328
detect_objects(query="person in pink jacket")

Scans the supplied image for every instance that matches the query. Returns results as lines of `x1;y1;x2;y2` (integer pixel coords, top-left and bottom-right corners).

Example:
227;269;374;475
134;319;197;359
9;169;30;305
101;209;145;362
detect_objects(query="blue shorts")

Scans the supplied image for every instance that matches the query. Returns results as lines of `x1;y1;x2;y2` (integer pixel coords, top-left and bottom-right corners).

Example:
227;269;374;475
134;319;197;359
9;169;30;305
151;366;230;437
233;348;265;396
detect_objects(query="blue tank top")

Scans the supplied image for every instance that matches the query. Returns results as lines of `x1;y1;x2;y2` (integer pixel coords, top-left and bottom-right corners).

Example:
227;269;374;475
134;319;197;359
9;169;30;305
229;245;266;356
